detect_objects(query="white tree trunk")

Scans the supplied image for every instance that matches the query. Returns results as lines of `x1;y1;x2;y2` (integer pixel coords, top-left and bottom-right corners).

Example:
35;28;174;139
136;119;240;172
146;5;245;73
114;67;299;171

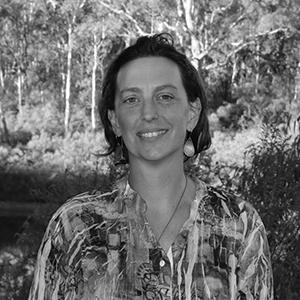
255;42;260;94
64;23;72;135
0;68;10;143
231;54;238;86
0;68;4;91
179;0;200;68
91;33;98;131
17;66;23;117
61;72;65;103
40;89;44;103
182;0;194;31
293;60;300;103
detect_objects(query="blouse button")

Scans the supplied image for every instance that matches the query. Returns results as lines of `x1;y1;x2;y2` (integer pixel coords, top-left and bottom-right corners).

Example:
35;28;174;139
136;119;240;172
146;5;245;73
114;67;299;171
159;260;165;267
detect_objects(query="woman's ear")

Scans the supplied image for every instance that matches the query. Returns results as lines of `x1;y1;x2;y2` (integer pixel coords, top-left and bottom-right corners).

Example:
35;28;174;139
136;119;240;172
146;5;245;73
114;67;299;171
187;98;202;131
108;110;121;137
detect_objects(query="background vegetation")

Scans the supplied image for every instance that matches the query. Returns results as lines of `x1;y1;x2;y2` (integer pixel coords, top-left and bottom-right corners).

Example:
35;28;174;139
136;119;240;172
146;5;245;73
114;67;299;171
0;0;299;299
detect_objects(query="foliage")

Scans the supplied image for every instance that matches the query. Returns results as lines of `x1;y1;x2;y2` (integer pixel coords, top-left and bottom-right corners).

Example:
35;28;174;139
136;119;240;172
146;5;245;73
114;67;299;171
0;246;35;300
239;125;300;300
0;104;112;211
15;103;64;136
196;125;261;188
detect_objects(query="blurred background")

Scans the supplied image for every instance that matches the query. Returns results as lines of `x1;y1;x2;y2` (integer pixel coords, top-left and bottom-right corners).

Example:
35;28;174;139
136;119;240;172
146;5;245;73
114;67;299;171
0;0;299;299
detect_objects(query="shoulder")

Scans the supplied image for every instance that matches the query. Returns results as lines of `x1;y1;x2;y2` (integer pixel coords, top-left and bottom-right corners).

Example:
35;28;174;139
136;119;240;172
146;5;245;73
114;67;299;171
201;184;266;236
54;188;120;219
201;184;262;223
44;174;129;239
195;183;271;260
205;185;242;216
44;187;123;242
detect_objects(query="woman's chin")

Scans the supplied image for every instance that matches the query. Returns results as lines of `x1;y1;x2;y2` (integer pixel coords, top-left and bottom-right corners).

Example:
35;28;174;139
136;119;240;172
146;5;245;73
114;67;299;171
130;148;182;163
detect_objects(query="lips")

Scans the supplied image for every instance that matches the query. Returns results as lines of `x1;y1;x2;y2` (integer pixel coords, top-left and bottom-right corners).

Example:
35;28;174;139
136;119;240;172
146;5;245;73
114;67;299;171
137;129;168;139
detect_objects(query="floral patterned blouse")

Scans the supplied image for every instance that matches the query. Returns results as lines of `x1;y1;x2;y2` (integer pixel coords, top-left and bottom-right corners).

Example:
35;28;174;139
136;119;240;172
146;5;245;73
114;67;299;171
29;174;273;299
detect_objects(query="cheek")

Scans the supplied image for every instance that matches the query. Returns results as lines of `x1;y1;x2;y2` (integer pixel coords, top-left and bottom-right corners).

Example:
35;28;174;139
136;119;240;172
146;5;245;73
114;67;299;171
171;108;189;128
116;111;135;134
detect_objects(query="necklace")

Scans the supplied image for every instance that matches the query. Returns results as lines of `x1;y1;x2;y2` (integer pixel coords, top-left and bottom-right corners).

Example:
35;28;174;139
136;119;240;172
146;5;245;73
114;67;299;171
157;176;188;243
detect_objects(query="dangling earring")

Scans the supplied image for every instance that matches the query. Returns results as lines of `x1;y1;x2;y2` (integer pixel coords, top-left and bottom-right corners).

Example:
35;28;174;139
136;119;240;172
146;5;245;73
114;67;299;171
184;133;195;157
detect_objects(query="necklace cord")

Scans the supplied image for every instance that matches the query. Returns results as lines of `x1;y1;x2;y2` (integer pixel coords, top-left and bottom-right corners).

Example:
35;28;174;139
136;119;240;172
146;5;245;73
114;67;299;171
157;176;188;243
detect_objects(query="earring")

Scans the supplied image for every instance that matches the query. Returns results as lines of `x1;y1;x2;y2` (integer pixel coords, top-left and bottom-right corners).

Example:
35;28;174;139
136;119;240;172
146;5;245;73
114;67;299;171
184;135;195;157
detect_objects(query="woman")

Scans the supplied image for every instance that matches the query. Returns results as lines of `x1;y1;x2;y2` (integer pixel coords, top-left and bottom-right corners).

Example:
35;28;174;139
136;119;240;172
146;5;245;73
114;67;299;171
29;34;273;299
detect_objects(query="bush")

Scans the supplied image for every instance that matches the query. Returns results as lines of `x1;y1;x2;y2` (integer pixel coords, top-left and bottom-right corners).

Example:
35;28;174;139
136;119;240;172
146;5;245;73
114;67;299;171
239;125;300;300
198;126;261;188
14;103;64;136
0;246;35;300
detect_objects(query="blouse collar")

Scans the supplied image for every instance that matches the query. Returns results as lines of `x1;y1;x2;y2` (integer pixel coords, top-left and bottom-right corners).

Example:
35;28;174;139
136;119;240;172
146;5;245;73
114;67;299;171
114;172;207;219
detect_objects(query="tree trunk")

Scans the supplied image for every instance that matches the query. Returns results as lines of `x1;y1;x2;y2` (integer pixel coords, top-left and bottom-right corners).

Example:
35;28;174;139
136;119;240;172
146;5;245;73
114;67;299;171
179;0;201;68
17;66;23;117
0;103;9;144
61;72;65;108
293;60;300;103
291;59;300;138
190;34;201;68
0;69;10;144
231;54;238;86
64;23;72;136
255;42;260;94
91;33;97;131
40;88;44;103
181;0;194;31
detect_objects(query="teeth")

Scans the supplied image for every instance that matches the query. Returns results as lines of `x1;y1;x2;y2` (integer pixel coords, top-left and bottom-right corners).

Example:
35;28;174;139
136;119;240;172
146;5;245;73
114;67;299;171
140;130;167;138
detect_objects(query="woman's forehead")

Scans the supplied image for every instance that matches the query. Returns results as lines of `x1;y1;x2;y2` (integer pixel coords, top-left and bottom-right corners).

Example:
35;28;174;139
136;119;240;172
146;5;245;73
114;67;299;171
116;56;184;91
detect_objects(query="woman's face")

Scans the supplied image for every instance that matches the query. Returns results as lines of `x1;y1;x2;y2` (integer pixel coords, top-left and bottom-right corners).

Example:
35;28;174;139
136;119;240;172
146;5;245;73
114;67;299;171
109;56;200;163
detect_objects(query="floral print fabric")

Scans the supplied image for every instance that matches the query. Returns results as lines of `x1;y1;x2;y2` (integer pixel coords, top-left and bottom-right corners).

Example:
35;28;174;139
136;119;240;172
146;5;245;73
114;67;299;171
29;175;273;299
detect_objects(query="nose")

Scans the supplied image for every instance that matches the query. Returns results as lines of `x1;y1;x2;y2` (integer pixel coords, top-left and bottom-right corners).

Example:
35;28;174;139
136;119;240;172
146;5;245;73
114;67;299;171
141;98;159;121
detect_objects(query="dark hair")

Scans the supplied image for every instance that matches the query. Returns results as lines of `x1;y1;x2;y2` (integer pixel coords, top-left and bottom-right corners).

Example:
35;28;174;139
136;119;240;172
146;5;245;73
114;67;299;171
99;33;211;163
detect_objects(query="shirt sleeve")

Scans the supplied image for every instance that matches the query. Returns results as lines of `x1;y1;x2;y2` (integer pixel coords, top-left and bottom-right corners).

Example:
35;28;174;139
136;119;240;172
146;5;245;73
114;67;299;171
237;203;274;299
28;198;114;300
28;213;71;300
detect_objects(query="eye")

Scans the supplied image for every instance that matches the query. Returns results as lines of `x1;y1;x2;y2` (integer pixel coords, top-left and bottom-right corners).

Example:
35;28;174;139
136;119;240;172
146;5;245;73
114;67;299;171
123;96;139;104
157;93;175;103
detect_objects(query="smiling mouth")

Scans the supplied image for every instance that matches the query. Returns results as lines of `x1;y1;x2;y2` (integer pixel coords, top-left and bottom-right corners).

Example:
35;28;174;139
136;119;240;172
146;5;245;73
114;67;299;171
137;129;168;139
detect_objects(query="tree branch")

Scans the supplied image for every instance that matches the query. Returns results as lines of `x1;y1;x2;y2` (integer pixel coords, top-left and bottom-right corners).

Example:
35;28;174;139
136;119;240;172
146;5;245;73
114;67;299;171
162;21;177;32
181;0;194;31
220;27;289;66
98;1;148;36
210;0;238;24
229;13;247;30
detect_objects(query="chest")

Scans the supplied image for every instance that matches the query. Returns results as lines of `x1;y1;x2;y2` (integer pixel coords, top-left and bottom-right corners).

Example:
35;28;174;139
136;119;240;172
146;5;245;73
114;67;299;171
72;214;243;299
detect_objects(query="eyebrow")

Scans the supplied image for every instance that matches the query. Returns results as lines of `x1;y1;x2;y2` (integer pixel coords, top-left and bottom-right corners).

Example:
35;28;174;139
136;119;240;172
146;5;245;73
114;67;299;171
119;84;178;96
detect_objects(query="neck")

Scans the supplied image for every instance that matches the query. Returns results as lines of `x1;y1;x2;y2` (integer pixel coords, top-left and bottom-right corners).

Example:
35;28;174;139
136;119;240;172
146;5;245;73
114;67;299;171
128;154;186;209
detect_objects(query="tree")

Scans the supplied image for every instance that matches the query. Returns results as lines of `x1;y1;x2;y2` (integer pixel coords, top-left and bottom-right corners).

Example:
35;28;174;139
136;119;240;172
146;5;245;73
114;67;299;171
0;0;34;117
42;0;88;135
75;1;116;131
